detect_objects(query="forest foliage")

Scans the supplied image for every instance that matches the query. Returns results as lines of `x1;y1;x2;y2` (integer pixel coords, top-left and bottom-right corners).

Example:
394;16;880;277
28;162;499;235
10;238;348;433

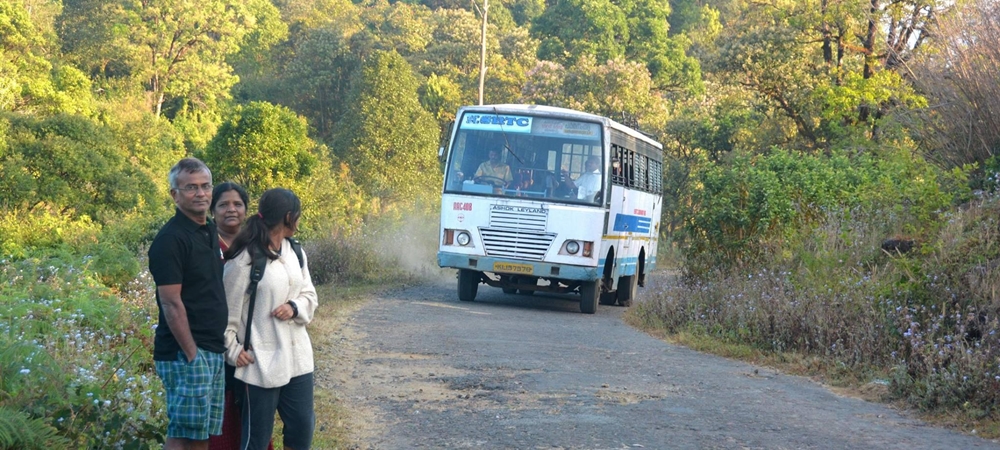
2;0;1000;445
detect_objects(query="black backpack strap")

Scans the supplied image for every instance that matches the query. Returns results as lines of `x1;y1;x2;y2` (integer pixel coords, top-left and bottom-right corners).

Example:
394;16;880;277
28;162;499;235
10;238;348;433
286;237;304;268
242;248;268;351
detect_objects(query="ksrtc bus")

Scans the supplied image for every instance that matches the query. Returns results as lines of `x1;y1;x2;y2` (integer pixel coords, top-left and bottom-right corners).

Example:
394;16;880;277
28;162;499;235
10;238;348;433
437;104;663;314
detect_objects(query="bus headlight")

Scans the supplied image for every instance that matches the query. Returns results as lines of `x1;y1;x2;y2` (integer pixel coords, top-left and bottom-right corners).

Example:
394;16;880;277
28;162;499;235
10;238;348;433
456;231;472;246
565;240;580;255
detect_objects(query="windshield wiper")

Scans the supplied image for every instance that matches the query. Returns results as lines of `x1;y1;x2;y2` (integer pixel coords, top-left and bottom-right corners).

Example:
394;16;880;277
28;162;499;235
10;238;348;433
494;106;526;166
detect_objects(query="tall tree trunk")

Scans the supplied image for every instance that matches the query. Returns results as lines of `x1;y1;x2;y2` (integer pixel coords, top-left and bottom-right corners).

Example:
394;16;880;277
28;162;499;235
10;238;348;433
821;0;833;65
859;0;879;124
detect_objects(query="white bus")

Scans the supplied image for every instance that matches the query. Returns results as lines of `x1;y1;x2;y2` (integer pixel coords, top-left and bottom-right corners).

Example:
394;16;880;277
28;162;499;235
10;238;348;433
437;104;663;313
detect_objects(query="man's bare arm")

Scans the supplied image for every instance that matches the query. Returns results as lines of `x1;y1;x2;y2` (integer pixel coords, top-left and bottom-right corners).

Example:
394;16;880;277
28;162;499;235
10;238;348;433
158;284;198;362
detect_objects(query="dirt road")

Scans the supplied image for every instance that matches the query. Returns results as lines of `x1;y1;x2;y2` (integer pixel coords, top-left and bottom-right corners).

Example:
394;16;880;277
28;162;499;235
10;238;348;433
316;274;1000;450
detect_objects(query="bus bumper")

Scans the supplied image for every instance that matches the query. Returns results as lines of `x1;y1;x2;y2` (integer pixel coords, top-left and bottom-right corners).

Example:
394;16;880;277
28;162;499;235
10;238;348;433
437;252;600;281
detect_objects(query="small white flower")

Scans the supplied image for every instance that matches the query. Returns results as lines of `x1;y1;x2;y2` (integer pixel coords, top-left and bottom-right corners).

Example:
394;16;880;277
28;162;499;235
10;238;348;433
18;368;30;375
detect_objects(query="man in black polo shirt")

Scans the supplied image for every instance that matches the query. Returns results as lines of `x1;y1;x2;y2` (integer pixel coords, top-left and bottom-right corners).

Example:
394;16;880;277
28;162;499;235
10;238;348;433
149;157;227;449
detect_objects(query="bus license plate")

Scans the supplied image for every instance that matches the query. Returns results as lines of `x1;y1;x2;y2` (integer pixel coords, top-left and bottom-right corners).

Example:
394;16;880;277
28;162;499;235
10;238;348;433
493;262;534;275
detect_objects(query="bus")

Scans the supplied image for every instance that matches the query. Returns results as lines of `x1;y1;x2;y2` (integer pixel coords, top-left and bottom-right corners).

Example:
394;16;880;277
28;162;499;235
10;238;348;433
437;104;663;314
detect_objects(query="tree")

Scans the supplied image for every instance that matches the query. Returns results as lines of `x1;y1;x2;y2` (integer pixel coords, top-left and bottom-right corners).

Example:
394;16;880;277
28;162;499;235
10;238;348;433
359;1;434;57
416;8;482;96
283;26;361;140
483;24;539;103
520;56;668;130
228;0;290;100
621;0;702;93
909;0;1000;169
412;8;537;107
420;72;462;123
705;0;931;151
532;0;628;65
201;102;318;197
332;50;441;212
1;2;94;115
58;0;265;116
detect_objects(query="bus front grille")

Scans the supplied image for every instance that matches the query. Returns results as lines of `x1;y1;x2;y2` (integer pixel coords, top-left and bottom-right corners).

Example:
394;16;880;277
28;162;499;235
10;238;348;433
489;209;548;232
480;229;555;261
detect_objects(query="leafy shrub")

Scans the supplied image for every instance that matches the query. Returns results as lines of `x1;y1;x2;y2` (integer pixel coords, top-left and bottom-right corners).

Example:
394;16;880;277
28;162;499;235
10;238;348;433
683;147;962;277
303;208;443;286
0;206;101;259
304;231;385;286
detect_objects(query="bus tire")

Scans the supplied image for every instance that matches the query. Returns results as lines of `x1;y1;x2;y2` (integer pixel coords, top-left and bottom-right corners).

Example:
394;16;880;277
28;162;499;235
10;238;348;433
580;280;600;314
458;269;479;302
616;275;638;307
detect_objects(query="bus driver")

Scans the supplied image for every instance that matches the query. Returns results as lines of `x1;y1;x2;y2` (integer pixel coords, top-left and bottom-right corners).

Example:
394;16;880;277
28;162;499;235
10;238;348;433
475;149;513;191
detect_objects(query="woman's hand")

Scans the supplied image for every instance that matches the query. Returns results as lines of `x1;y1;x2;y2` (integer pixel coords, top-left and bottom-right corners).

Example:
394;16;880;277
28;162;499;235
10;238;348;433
236;349;255;367
272;302;296;321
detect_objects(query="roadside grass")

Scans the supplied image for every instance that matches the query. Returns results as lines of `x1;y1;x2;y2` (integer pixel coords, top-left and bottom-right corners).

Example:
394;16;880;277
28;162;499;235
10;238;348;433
631;196;1000;439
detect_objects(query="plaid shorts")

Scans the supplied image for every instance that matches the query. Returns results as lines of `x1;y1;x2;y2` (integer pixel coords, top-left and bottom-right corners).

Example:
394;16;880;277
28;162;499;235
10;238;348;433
155;349;225;440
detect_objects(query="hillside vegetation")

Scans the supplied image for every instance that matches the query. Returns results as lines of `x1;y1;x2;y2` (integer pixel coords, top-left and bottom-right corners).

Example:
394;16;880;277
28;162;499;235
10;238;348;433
1;0;999;446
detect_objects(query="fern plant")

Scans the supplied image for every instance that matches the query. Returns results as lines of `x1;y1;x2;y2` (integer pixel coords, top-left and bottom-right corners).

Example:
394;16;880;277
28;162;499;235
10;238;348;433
0;406;69;449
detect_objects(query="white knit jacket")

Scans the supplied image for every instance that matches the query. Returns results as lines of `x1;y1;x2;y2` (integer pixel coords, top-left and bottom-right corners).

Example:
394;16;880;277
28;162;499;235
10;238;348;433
223;239;318;389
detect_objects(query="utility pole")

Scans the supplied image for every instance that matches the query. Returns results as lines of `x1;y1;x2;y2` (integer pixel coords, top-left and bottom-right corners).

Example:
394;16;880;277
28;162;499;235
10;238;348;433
475;0;488;105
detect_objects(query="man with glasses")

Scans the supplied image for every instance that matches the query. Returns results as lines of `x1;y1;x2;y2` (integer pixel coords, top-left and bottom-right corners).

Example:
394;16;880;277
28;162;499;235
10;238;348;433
148;157;228;449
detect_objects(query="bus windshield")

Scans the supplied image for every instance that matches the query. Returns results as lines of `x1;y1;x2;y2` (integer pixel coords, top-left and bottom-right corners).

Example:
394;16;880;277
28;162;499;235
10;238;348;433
443;112;605;205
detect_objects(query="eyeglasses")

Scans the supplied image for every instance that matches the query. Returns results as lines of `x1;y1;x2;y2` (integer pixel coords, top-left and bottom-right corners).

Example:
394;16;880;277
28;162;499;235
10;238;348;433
176;183;213;194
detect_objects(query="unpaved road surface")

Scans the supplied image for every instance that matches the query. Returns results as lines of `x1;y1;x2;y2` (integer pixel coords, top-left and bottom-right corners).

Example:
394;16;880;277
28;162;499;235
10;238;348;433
317;274;1000;450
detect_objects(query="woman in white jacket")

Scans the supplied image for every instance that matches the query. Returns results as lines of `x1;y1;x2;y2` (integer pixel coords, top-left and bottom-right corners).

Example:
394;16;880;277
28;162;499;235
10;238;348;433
223;188;318;450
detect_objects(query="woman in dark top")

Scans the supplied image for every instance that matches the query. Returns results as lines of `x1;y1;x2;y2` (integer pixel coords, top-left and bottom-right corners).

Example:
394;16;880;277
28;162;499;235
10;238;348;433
211;182;249;252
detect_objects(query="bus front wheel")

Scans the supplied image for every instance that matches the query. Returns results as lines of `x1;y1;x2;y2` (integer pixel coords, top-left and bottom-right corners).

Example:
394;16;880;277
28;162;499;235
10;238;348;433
579;280;600;314
458;269;479;302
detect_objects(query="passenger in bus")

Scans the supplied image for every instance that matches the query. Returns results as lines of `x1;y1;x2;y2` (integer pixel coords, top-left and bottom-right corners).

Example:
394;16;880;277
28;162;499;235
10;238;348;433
511;172;535;197
576;156;602;202
474;149;513;192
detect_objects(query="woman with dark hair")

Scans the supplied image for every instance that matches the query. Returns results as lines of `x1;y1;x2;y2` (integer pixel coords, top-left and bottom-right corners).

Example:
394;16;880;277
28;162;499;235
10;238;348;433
223;188;318;450
209;182;273;450
210;182;249;252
